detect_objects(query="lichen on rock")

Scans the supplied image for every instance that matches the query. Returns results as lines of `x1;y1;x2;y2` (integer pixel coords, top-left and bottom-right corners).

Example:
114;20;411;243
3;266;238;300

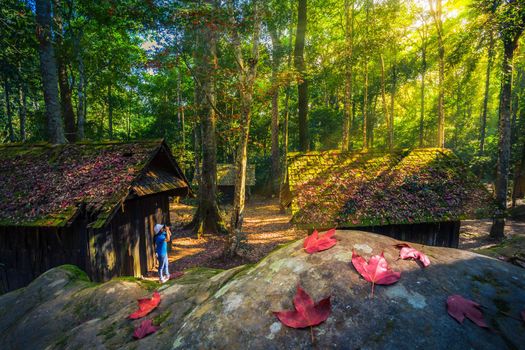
0;230;524;350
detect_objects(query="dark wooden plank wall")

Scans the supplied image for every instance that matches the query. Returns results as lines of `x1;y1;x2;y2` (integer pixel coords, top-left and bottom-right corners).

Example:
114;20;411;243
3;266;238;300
0;224;85;293
1;192;176;290
345;221;461;248
87;193;170;282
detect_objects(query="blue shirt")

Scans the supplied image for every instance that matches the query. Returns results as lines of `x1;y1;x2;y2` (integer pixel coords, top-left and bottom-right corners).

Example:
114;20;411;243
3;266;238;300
155;232;168;257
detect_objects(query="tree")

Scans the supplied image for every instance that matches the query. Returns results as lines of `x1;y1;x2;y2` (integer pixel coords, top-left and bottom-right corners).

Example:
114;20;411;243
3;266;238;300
226;0;261;257
429;0;445;148
489;0;525;240
190;1;226;236
294;0;309;151
479;30;495;155
417;9;429;148
3;78;15;142
269;26;281;195
35;0;65;144
54;0;76;142
342;0;354;151
74;27;86;140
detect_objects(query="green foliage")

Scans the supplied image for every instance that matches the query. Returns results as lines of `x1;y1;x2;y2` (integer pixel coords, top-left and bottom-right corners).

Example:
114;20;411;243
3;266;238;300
1;0;524;193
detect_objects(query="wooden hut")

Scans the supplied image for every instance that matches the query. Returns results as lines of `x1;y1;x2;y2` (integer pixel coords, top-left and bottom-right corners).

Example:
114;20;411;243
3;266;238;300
0;140;191;292
193;164;256;203
281;148;494;248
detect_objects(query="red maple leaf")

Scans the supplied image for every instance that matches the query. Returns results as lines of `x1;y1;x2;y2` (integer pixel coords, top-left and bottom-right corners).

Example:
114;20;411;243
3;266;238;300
128;291;161;319
351;251;401;297
394;243;430;267
303;228;337;254
446;295;488;328
274;285;331;328
132;319;159;339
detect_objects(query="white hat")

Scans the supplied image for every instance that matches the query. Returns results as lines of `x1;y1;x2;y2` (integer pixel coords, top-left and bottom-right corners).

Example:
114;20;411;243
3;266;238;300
154;224;165;234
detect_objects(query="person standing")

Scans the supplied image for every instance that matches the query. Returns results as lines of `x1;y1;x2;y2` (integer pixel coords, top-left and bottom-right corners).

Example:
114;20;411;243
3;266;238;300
154;224;171;283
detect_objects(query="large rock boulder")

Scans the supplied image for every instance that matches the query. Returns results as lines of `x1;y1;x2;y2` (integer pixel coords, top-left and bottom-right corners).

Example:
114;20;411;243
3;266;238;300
1;231;524;349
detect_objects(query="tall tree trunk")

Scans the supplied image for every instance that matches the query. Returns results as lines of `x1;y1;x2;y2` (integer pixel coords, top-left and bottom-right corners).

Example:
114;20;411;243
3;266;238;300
510;67;522;146
512;139;525;206
36;0;65;144
74;29;85;140
363;61;368;150
380;54;390;151
362;1;370;150
479;33;494;154
491;37;521;240
191;1;226;236
177;66;185;171
54;0;75;142
295;0;309;151
127;92;131;140
4;79;14;142
279;6;294;211
108;83;113;139
57;60;76;142
342;0;353;151
269;29;281;195
227;1;260;257
430;0;445;148
18;81;27;142
389;61;396;151
419;37;426;147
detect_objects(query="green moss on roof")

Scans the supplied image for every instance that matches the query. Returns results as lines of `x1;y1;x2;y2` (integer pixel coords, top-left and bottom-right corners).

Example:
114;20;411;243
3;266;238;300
0;140;165;227
284;148;495;228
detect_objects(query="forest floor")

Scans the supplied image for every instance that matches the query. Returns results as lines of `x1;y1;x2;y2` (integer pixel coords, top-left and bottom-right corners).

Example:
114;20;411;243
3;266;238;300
146;196;525;279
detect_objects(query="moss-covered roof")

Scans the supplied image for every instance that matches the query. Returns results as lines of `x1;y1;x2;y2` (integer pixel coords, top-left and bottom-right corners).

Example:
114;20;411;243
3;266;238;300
282;148;495;229
0;140;189;227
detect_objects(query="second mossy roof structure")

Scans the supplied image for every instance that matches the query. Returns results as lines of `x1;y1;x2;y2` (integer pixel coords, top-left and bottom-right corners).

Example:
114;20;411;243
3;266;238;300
281;148;495;229
0;139;190;228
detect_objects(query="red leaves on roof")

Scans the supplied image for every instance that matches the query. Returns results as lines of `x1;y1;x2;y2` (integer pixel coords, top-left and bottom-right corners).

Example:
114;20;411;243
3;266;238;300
0;143;156;223
290;150;494;228
446;295;488;328
394;243;430;267
274;285;331;329
133;319;159;339
303;228;337;254
351;251;401;297
128;291;161;320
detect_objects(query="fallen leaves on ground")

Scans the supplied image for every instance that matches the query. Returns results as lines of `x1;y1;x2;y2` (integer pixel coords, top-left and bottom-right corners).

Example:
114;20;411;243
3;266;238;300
446;294;488;328
274;285;331;328
351;251;401;297
169;271;184;280
128;291;161;319
303;228;337;254
394;243;430;267
133;319;159;339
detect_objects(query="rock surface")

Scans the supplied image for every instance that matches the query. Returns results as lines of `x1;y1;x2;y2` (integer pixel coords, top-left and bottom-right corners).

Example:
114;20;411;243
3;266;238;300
1;230;524;349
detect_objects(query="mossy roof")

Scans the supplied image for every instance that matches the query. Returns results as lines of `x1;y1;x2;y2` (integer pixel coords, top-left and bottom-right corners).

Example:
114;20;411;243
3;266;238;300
0;139;189;228
283;148;495;229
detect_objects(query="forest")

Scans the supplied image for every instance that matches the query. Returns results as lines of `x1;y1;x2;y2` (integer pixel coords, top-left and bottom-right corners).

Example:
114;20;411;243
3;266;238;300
1;0;525;246
1;1;525;348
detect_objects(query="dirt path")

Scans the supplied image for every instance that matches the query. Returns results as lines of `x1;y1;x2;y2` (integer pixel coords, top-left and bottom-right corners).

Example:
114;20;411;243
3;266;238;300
146;196;524;279
163;196;306;274
459;219;525;250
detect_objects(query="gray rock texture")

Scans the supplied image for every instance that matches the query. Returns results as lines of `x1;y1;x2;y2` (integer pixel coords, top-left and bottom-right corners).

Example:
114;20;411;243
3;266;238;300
1;230;524;350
